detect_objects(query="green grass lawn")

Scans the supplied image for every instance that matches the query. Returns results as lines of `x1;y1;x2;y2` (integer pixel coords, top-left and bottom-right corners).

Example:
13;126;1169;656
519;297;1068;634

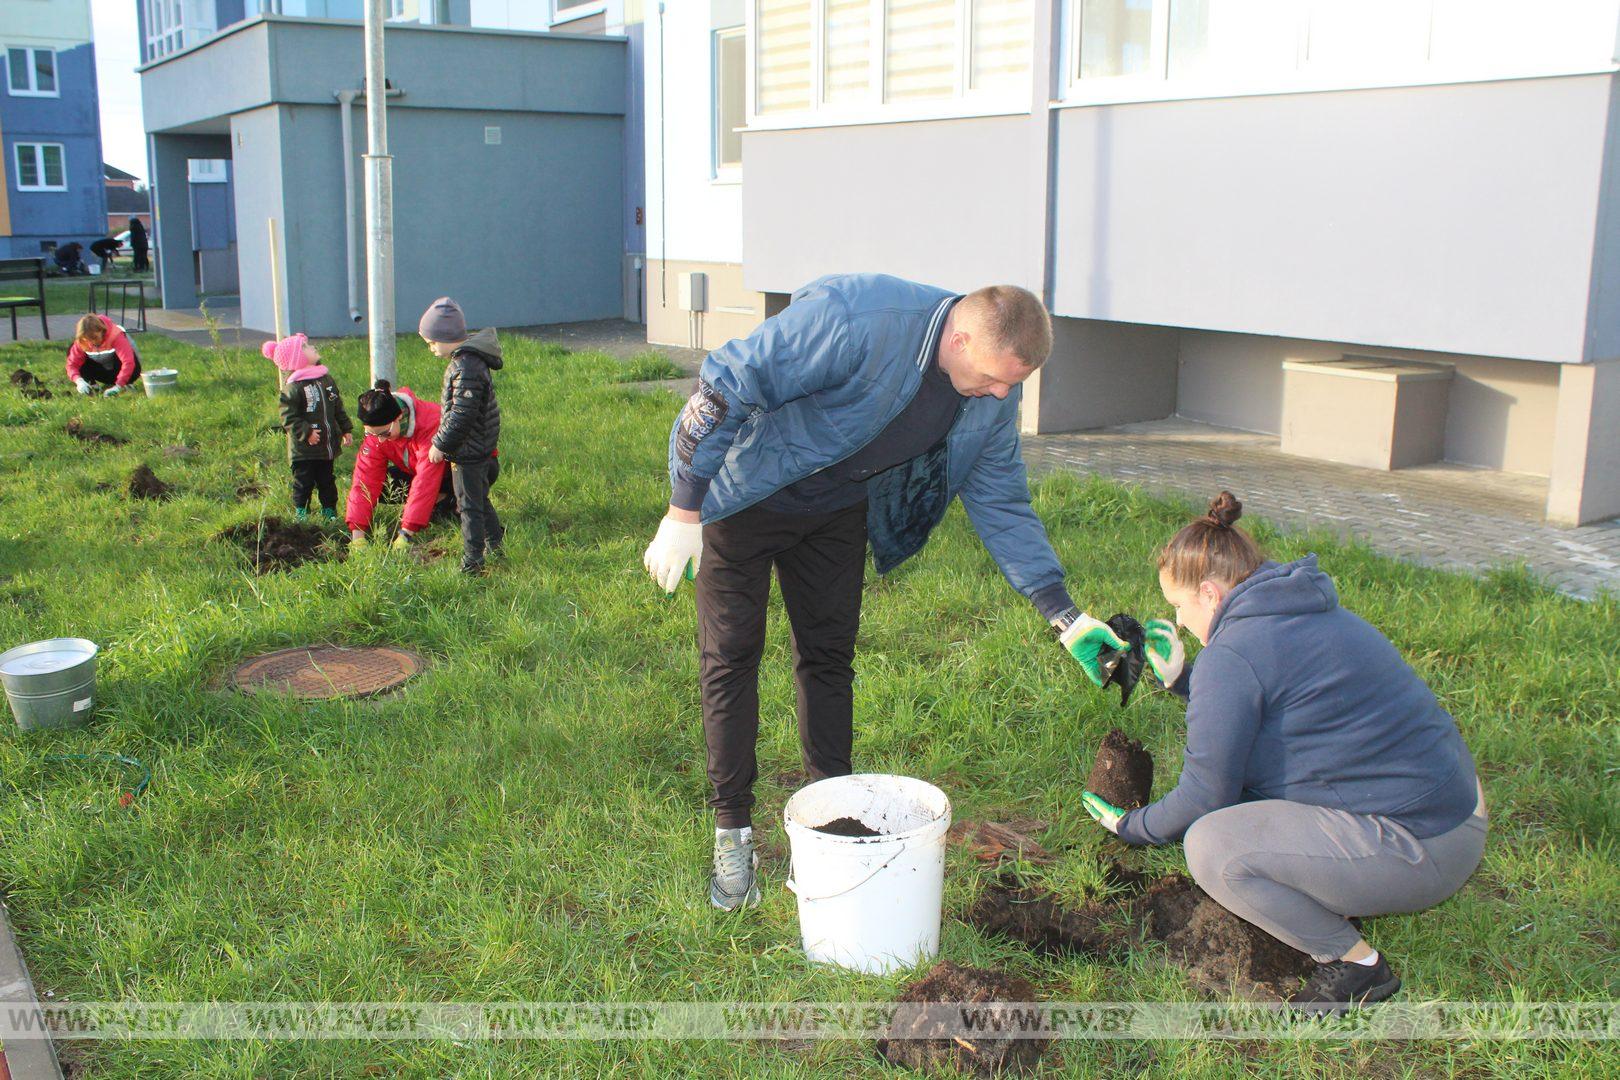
0;332;1615;1078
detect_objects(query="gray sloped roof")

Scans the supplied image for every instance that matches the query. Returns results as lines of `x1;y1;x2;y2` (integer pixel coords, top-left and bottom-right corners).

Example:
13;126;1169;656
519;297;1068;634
106;186;151;213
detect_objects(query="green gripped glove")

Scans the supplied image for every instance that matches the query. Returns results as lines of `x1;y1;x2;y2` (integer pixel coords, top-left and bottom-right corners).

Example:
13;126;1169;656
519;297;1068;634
1081;791;1123;834
1059;614;1129;687
1144;618;1186;687
391;530;415;551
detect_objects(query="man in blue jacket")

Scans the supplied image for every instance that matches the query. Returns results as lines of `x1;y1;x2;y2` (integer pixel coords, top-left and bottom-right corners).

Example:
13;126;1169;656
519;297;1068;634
642;273;1126;911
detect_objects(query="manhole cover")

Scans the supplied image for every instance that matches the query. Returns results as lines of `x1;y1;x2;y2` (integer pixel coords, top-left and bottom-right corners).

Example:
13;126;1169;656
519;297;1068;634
231;645;424;700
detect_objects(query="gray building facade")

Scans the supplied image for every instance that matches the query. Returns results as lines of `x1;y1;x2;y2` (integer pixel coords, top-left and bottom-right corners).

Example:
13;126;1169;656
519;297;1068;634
140;14;628;338
721;0;1620;527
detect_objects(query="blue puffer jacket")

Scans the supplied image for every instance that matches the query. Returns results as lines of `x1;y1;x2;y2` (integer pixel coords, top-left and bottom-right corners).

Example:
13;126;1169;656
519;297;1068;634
667;273;1066;606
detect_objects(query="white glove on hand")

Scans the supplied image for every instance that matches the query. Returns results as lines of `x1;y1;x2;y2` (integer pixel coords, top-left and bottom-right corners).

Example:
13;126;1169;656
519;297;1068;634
75;378;93;395
643;516;703;594
1144;618;1186;687
104;384;122;397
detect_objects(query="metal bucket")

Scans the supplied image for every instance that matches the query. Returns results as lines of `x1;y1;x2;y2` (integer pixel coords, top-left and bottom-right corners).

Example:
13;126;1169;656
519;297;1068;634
0;638;99;731
142;368;179;398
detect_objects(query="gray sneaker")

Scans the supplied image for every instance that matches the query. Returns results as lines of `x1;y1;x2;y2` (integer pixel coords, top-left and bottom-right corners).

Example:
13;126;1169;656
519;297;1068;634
710;828;760;911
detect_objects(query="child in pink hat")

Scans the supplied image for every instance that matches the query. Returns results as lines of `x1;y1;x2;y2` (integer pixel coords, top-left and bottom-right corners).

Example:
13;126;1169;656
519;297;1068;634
266;333;354;522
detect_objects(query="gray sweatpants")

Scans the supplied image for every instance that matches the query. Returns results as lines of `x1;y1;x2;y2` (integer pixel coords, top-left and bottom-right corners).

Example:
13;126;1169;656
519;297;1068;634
1183;781;1487;962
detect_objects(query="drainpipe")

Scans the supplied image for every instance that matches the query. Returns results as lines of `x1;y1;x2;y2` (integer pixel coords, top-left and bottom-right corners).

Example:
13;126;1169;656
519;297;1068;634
336;89;363;324
364;0;397;384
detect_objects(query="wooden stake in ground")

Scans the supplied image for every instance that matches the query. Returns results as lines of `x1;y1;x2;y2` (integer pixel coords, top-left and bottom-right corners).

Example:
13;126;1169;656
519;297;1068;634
268;216;289;389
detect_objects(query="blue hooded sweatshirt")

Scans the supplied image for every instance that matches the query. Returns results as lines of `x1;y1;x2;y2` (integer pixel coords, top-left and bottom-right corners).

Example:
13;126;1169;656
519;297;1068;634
1115;555;1479;847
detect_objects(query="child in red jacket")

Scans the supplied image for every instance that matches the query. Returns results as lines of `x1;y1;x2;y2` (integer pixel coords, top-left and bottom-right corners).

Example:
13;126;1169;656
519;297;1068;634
346;380;449;549
65;314;141;395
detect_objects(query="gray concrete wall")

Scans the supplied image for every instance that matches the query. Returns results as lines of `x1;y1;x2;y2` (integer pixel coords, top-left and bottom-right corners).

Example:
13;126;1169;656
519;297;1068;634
1022;317;1179;433
149;132;233;311
1548;359;1620;524
740;116;1038;295
263;18;625;114
257;103;623;337
229;106;286;334
1586;77;1620;364
1176;329;1563;476
142;21;272;133
1050;75;1615;365
143;16;626;133
143;17;628;337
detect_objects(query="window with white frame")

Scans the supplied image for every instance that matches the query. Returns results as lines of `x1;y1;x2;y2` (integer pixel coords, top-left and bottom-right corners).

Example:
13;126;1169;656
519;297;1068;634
715;27;747;174
754;0;1032;121
1068;0;1620;102
145;0;186;60
6;47;58;96
188;159;228;183
14;143;66;191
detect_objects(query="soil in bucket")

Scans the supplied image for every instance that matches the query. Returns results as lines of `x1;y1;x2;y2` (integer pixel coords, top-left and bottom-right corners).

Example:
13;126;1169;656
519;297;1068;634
11;368;51;400
1099;613;1148;706
813;816;882;837
1086;728;1154;810
66;417;125;445
126;464;172;501
215;517;337;573
1136;874;1316;1001
967;874;1130;959
877;960;1052;1076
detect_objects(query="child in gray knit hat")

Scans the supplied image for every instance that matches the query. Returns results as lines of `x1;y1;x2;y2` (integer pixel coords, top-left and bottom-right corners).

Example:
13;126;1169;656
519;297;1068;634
420;297;505;574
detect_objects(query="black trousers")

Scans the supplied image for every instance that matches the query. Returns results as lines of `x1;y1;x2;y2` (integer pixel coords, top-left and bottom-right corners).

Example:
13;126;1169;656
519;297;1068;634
80;352;141;387
290;458;338;511
451;455;504;571
696;501;868;829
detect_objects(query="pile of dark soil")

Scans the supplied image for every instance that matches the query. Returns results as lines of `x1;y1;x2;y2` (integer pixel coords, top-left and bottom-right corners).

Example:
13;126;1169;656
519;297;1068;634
234;478;266;499
216;517;337;573
968;866;1315;1002
1137;874;1315;1000
877;960;1051;1076
1086;728;1154;810
1100;613;1148;706
163;444;200;460
66;417;125;445
967;876;1128;959
10;368;51;400
813;816;881;838
126;464;173;501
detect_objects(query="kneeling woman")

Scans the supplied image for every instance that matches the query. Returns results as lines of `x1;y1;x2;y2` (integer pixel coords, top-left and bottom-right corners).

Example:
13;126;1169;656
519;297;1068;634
65;314;141;395
1084;493;1486;1012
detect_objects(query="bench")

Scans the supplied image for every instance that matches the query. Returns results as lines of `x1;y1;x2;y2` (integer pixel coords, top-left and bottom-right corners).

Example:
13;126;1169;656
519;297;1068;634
0;258;49;340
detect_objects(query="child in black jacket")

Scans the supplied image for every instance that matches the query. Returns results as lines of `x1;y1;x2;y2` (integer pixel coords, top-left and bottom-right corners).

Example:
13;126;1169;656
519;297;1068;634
267;333;353;522
418;298;504;574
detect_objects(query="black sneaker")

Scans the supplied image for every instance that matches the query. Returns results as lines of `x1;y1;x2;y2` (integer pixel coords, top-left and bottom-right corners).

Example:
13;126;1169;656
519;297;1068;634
1288;957;1401;1016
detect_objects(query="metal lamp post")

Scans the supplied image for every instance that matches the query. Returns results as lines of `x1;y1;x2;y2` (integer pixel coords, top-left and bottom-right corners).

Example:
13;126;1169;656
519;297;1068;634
364;0;396;384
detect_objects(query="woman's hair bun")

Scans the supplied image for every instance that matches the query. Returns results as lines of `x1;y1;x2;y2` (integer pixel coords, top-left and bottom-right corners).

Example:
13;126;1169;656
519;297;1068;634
1206;491;1243;528
373;378;392;393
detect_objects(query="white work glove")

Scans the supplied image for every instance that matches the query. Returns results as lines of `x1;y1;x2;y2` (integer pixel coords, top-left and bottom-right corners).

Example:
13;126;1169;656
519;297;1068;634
643;515;703;594
1144;618;1186;687
75;378;93;395
103;384;122;397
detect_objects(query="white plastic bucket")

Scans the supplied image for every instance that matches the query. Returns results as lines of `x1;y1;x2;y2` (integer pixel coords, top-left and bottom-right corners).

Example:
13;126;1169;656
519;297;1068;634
783;774;951;975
